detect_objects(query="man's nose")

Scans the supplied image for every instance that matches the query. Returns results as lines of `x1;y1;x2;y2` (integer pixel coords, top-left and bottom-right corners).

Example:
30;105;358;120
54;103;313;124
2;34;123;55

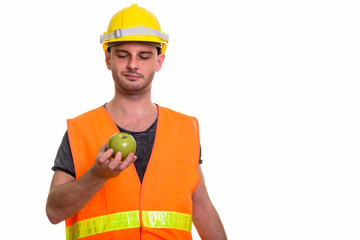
127;56;139;71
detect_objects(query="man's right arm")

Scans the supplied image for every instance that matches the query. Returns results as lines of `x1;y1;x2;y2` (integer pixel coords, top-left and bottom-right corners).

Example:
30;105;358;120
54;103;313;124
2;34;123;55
46;144;137;224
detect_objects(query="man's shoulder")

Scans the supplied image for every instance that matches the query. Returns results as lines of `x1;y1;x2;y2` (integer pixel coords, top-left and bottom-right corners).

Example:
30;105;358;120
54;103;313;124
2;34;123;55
68;106;105;122
159;105;195;119
159;105;199;129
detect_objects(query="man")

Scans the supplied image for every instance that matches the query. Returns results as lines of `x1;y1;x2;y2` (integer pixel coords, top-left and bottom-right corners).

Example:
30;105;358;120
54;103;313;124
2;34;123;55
46;4;227;240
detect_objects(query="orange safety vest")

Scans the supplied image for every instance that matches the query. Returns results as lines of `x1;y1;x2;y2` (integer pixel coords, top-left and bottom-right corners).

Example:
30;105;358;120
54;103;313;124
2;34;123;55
65;105;200;240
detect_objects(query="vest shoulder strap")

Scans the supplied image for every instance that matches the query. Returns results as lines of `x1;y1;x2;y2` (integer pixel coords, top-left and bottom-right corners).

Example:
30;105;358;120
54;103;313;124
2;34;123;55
67;106;118;178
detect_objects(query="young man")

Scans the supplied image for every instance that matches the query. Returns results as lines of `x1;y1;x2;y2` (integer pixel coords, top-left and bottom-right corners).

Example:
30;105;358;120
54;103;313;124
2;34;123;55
46;4;227;240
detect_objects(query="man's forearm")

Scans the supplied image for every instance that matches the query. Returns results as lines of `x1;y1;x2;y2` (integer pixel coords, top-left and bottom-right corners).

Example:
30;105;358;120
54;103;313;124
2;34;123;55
46;168;107;224
192;165;227;240
193;199;227;240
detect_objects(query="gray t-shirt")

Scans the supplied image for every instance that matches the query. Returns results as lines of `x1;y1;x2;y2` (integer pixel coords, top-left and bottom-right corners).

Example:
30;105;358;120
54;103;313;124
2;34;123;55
52;118;202;183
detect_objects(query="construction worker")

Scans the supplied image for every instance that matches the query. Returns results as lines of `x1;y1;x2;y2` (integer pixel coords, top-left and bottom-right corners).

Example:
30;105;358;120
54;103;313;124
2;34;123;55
46;4;227;240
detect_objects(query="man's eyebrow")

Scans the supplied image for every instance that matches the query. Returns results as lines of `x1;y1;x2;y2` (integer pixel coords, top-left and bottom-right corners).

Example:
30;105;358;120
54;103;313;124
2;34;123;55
114;49;128;53
139;51;154;55
113;49;154;55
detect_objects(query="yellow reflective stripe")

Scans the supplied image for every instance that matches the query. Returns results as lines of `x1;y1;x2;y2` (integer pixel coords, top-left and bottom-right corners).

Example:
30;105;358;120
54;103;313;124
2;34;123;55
142;211;192;232
66;210;140;240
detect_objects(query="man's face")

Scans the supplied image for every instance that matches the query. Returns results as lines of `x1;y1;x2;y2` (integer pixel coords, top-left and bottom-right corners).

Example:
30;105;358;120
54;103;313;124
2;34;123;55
105;42;165;96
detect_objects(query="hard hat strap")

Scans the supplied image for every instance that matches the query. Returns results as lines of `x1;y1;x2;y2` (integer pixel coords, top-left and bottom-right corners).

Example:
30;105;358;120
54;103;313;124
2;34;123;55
100;26;169;44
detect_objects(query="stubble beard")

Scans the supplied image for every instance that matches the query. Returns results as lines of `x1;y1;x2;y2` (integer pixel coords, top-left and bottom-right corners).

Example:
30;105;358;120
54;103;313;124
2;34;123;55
112;70;155;98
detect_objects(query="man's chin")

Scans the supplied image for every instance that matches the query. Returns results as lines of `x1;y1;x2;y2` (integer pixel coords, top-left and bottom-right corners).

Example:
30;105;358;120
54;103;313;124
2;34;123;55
116;84;152;97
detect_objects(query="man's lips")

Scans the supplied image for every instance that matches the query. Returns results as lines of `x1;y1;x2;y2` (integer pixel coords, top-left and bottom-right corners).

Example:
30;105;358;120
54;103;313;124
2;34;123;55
122;72;144;80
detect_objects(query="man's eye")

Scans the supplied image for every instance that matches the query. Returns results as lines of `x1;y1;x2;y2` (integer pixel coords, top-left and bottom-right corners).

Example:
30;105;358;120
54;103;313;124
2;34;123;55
117;55;127;58
140;55;150;60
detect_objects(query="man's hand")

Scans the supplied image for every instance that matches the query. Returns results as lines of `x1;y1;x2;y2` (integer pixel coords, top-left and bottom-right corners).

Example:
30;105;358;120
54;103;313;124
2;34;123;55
91;143;137;179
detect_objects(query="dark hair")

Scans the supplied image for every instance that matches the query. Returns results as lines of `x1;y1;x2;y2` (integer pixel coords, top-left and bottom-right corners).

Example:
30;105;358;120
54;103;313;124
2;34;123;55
156;47;162;55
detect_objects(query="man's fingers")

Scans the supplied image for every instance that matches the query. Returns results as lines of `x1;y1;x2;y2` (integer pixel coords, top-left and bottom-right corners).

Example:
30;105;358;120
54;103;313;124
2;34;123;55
100;143;108;152
118;153;137;171
98;149;114;164
108;152;122;170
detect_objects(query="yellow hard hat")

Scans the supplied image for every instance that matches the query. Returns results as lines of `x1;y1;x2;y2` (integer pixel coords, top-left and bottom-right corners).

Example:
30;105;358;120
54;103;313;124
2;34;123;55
100;4;169;53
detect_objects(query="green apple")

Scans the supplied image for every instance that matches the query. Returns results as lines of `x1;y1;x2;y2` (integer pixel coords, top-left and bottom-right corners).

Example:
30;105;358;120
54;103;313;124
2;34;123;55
107;132;137;160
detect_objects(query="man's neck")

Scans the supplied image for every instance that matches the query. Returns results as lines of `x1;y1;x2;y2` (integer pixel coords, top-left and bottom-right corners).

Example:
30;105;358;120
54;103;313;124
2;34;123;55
105;94;158;132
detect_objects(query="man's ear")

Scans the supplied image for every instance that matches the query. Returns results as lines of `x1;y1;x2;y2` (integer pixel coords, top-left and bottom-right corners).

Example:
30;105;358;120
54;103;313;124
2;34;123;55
156;53;165;72
105;50;111;70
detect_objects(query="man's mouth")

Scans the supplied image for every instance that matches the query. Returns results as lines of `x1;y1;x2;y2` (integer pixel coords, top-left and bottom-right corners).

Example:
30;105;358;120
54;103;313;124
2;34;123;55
122;72;144;81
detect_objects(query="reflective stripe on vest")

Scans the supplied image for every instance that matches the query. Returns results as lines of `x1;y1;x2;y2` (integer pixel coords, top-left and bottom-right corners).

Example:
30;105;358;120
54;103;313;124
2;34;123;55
66;211;140;240
142;211;192;232
66;210;192;240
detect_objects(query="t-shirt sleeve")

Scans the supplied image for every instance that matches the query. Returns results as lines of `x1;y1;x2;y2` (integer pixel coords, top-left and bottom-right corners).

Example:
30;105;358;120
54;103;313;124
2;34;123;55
52;131;76;178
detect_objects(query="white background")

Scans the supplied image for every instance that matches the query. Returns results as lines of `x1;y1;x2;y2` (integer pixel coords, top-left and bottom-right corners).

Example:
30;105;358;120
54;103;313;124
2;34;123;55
0;0;359;239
